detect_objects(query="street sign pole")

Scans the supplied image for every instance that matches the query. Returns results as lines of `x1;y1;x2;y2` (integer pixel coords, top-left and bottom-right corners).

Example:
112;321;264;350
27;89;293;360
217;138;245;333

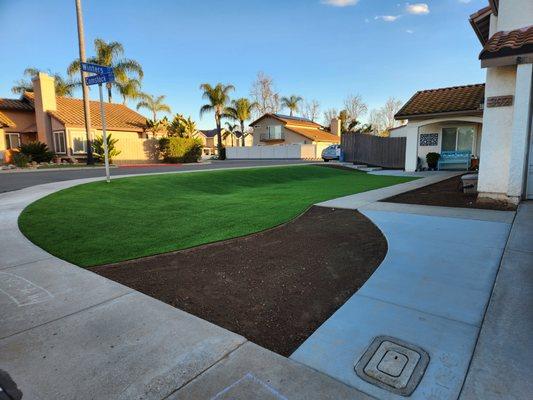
98;83;111;183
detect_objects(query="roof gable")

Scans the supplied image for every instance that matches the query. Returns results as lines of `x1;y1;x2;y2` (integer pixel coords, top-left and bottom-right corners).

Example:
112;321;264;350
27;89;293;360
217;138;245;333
395;84;485;120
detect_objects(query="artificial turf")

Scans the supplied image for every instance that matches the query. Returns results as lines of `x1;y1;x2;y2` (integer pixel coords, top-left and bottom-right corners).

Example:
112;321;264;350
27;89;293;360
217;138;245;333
19;165;415;267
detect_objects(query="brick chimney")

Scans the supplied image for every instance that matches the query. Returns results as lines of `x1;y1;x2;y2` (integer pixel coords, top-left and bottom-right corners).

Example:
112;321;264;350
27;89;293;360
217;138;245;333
32;72;57;143
330;117;341;136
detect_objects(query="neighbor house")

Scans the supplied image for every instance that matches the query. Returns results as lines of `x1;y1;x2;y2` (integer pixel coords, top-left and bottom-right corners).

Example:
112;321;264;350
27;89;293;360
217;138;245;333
0;72;149;163
198;128;252;151
390;84;484;171
391;0;532;203
250;114;340;147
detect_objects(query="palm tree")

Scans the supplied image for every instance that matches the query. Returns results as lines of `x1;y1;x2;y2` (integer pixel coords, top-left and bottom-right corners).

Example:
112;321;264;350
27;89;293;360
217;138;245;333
67;38;143;102
199;83;234;157
12;67;78;96
227;98;257;146
281;95;303;116
136;93;171;121
224;122;240;147
116;78;142;104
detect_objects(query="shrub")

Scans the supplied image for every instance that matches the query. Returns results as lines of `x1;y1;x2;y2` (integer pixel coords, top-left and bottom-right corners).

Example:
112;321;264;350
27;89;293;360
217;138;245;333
92;134;121;164
426;152;440;169
13;152;30;168
158;137;202;163
19;141;54;163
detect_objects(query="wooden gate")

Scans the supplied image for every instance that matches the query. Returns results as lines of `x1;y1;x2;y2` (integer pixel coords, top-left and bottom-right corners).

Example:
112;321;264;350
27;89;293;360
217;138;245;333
341;133;406;169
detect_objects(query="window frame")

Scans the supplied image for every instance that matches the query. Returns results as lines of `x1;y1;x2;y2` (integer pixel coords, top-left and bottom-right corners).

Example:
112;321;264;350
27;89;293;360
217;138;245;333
52;130;67;154
441;126;475;153
5;132;21;149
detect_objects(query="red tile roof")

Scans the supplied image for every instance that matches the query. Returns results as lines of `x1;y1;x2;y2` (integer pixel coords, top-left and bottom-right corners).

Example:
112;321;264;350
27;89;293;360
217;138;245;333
480;25;533;60
395;84;485;120
0;111;16;128
0;98;34;111
251;113;340;143
24;92;147;132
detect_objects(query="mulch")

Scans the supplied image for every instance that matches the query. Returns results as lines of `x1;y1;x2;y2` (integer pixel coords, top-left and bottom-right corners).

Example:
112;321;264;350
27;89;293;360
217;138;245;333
90;206;387;356
383;174;517;211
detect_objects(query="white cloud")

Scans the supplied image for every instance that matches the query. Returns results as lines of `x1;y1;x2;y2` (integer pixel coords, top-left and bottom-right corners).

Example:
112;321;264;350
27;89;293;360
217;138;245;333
406;29;414;34
375;15;401;22
321;0;359;6
458;0;472;3
405;3;430;15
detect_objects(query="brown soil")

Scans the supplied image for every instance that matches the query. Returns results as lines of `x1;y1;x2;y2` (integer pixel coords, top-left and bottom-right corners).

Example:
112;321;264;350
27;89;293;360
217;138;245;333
90;206;387;356
384;174;516;211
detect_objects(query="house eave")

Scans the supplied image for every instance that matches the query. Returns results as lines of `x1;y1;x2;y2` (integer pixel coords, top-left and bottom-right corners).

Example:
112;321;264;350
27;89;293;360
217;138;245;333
395;109;484;121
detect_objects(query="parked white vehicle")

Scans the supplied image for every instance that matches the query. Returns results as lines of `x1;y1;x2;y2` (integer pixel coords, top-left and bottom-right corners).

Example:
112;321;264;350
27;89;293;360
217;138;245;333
321;145;341;161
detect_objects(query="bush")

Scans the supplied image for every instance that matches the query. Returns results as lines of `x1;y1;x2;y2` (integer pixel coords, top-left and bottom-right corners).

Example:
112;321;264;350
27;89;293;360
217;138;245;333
19;141;54;163
158;137;202;163
92;134;121;163
13;152;30;168
426;152;440;169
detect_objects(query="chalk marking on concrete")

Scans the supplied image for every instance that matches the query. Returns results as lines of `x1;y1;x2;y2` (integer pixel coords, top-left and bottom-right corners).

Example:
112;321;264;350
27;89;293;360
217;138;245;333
210;372;288;400
0;271;53;306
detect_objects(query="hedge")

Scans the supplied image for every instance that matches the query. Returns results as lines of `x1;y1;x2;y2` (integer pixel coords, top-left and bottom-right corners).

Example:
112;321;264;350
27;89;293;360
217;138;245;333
159;137;203;163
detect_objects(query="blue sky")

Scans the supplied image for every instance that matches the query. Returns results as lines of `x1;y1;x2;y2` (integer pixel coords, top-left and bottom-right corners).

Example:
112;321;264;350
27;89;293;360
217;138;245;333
0;0;487;128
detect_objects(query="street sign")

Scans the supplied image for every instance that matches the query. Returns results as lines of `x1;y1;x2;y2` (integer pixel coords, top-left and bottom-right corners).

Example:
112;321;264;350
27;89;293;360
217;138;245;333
80;62;113;75
85;72;115;86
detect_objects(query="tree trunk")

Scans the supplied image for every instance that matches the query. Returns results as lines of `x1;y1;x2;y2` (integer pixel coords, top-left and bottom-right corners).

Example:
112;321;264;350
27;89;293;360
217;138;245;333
240;120;245;147
215;114;223;159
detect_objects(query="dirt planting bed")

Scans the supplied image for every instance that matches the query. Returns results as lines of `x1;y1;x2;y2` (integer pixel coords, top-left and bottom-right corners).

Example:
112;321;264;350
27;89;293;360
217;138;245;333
383;174;517;211
90;206;387;356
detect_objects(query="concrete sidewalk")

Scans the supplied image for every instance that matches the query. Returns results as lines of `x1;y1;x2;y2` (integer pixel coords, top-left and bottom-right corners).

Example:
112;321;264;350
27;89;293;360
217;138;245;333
292;202;514;400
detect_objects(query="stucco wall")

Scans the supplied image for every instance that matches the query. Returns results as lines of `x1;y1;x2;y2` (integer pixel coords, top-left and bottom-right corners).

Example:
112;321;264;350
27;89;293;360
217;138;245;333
227;143;327;160
1;110;36;134
478;66;517;196
496;0;533;31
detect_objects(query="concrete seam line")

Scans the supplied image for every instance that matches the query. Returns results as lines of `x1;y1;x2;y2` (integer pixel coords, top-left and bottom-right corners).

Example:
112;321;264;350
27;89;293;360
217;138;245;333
160;340;250;400
0;257;54;271
456;210;517;397
355;294;481;329
0;291;135;341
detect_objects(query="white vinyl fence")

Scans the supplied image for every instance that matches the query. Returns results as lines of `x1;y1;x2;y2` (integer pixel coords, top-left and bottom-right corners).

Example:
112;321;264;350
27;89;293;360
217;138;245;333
226;143;330;160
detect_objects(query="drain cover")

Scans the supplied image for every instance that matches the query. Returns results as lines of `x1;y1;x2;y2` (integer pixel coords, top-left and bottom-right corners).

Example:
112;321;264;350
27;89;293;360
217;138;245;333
355;336;429;396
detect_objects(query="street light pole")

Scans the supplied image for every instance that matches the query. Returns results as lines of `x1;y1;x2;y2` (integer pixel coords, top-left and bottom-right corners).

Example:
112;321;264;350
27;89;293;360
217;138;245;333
74;0;94;165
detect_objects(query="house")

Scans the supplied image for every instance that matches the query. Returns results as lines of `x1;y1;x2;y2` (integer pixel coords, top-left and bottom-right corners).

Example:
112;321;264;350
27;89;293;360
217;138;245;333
198;128;253;151
390;84;484;171
392;0;532;203
249;114;341;146
0;72;148;163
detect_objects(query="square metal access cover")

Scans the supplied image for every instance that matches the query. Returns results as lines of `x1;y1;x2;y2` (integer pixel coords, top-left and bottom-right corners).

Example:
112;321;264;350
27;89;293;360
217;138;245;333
355;336;429;396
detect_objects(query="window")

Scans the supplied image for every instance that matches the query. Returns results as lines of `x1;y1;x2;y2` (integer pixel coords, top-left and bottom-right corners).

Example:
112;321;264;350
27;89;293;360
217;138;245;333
267;125;282;139
419;133;438;146
5;133;20;149
52;131;66;154
441;127;475;153
71;131;87;154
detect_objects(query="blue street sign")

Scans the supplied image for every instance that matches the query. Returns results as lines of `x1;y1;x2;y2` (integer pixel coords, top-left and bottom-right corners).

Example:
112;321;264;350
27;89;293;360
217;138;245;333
85;72;115;86
80;62;113;75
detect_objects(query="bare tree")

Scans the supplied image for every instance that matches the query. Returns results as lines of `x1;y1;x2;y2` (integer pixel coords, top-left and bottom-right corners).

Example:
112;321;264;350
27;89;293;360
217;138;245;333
381;97;404;131
368;97;404;136
302;99;321;122
250;72;280;119
323;108;339;127
344;94;368;125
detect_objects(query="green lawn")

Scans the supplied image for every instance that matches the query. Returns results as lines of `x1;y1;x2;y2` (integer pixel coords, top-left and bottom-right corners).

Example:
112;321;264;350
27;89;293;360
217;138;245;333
19;165;415;267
